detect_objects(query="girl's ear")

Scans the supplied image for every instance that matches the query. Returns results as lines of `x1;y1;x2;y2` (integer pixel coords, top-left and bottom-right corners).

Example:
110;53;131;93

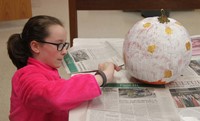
30;40;40;54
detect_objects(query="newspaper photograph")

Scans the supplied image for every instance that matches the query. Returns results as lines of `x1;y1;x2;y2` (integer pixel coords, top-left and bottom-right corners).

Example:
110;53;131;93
167;77;200;120
63;41;124;73
191;35;200;56
181;58;200;77
169;87;200;108
189;60;200;76
86;84;180;121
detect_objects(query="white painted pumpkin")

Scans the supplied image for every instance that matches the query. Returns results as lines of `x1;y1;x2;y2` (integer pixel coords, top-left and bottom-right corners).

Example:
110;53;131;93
123;11;192;84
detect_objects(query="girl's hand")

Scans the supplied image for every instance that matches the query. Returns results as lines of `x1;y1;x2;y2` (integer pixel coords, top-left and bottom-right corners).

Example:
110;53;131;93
98;62;121;83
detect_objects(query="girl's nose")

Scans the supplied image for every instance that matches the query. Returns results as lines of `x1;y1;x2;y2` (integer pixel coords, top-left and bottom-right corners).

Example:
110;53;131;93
61;48;67;55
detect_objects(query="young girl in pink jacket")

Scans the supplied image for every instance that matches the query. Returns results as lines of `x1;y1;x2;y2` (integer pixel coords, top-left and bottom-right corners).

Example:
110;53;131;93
7;15;120;121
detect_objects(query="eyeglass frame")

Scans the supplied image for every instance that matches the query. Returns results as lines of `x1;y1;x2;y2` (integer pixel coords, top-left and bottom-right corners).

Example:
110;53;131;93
37;40;70;51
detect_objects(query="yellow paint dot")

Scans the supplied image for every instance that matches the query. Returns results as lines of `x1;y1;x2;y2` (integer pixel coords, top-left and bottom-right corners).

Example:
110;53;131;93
185;41;191;51
164;70;172;78
147;45;156;53
165;27;173;35
175;21;182;26
143;22;151;28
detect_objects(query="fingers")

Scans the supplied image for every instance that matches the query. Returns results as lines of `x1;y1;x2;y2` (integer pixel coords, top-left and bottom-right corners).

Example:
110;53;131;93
114;64;123;71
97;62;123;83
114;65;121;71
99;62;122;72
98;62;111;70
98;63;104;70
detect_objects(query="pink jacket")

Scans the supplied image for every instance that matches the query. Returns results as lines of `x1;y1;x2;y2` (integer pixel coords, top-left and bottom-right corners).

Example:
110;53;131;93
9;57;101;121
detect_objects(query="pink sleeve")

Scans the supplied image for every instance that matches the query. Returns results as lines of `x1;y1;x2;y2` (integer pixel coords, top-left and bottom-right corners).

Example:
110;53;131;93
17;73;101;112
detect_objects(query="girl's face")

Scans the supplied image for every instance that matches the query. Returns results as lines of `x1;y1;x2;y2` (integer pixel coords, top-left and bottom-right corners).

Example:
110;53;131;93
36;25;68;68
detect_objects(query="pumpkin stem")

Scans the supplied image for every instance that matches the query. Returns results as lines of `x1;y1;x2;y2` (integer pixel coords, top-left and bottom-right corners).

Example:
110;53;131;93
158;9;170;23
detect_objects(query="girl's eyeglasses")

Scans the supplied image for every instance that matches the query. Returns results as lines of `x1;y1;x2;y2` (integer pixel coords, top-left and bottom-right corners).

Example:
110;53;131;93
38;41;70;51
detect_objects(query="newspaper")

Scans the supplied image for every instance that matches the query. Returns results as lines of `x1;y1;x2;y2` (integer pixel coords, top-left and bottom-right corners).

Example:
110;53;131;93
167;56;200;121
63;39;124;73
68;37;200;121
86;83;180;121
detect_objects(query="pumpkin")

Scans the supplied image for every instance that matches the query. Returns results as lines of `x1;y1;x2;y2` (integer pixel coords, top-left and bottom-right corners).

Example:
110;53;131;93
123;9;192;84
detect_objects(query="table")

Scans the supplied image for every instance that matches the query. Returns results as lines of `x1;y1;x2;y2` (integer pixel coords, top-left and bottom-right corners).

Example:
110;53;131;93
68;38;200;121
68;0;200;46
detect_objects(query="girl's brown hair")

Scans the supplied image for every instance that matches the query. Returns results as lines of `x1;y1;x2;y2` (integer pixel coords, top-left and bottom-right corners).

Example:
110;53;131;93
7;15;64;69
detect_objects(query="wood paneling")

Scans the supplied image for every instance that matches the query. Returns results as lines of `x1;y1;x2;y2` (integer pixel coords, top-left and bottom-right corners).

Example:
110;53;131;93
69;0;200;46
77;0;200;10
0;0;32;21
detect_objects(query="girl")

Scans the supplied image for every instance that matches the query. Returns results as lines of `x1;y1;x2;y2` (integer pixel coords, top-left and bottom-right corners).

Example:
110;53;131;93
7;15;120;121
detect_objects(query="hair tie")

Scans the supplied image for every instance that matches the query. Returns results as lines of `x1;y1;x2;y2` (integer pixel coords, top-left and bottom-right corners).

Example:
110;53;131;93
95;70;107;87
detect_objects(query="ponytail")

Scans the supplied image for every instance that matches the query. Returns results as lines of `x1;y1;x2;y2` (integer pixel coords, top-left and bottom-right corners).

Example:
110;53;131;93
7;34;31;69
7;15;64;69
